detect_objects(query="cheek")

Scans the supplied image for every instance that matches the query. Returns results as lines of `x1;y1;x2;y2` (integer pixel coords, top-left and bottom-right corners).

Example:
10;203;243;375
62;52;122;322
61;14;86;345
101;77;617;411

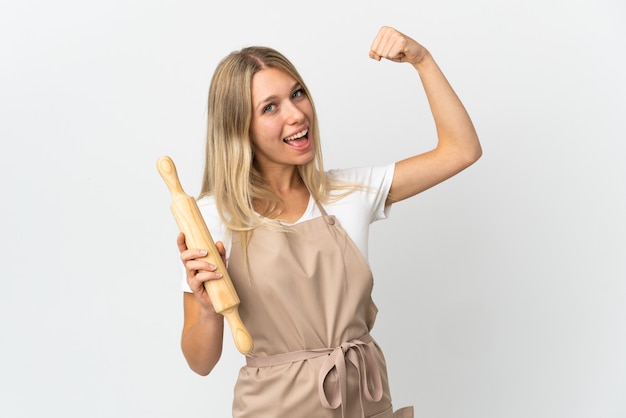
249;120;262;144
252;119;281;143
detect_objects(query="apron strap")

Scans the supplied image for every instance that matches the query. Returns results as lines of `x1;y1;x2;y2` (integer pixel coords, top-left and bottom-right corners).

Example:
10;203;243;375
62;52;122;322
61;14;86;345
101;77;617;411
314;200;336;226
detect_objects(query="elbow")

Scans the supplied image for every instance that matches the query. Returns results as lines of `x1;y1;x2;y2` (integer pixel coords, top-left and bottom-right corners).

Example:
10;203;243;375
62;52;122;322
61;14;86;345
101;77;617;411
462;137;482;168
186;355;220;377
470;142;483;164
191;365;214;377
453;146;482;173
181;343;222;377
442;133;482;171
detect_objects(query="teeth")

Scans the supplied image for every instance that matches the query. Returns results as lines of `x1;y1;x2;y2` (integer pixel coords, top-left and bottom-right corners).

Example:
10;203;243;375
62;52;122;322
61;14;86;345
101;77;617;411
284;129;308;141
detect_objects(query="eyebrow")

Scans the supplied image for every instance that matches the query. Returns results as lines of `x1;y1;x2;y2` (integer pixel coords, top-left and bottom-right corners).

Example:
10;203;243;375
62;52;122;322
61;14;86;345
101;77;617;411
254;82;302;112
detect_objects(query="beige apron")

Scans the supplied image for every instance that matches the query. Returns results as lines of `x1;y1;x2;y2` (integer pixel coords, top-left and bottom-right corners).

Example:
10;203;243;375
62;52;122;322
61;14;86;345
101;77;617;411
228;202;413;418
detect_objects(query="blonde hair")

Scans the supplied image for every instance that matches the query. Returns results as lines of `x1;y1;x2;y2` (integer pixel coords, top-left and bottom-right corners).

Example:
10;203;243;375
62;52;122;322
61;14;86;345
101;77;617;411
200;46;359;234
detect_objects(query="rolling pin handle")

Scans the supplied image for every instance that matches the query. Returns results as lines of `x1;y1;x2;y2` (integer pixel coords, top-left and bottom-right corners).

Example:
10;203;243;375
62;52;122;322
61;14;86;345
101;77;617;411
223;307;254;355
156;155;185;196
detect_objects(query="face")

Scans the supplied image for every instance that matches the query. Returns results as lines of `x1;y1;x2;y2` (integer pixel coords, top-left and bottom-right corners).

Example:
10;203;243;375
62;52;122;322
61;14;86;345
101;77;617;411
249;67;315;173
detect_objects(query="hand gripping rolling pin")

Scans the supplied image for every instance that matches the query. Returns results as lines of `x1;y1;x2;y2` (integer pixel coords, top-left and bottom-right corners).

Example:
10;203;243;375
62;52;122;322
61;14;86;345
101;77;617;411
157;155;254;355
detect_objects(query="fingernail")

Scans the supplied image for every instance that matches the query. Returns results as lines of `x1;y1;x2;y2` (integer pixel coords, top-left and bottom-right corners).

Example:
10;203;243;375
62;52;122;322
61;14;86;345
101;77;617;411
199;249;208;256
215;272;223;278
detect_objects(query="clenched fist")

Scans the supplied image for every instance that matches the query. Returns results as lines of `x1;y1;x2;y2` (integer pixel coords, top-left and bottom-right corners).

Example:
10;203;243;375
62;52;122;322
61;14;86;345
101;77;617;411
369;26;429;66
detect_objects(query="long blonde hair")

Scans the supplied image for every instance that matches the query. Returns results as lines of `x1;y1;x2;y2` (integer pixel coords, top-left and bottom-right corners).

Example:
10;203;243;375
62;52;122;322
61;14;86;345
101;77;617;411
200;46;357;234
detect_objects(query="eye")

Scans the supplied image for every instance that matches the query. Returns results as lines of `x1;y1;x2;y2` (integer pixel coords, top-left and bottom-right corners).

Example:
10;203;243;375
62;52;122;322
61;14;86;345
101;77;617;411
292;88;305;99
262;103;276;113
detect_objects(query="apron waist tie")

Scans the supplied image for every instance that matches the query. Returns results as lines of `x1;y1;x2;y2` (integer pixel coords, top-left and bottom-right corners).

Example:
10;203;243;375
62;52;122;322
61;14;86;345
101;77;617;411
246;334;383;418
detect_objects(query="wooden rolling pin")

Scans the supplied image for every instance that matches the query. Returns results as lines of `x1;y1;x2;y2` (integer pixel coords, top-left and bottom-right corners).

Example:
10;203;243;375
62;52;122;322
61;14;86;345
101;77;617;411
157;155;254;355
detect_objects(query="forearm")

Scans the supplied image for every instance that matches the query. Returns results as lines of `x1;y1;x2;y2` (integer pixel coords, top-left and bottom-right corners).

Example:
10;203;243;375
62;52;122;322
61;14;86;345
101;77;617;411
181;295;224;376
413;52;482;163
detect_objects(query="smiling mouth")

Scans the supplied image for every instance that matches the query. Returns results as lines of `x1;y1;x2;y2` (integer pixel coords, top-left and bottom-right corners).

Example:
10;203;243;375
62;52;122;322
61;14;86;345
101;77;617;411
283;128;308;143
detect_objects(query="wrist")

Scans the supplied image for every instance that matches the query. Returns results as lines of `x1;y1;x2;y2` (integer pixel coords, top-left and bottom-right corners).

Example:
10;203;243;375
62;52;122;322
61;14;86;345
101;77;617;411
411;51;437;75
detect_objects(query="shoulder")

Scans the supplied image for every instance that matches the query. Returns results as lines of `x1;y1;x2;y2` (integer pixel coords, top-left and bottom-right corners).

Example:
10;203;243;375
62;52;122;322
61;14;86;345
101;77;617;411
324;163;395;223
196;194;220;224
326;164;396;200
327;163;395;187
197;194;218;212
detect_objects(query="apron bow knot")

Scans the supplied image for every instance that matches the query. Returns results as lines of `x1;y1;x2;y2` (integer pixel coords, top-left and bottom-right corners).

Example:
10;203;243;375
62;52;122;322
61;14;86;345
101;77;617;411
317;337;383;418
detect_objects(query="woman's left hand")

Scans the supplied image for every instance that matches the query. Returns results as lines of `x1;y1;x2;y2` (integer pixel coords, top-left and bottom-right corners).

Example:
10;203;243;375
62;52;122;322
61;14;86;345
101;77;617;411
369;26;428;66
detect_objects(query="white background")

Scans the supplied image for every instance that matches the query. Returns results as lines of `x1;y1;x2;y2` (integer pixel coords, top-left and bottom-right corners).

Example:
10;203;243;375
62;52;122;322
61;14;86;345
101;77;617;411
1;0;625;417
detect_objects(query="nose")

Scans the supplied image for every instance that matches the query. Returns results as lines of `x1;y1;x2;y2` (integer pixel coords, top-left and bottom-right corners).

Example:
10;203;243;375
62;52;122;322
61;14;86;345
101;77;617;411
284;100;304;124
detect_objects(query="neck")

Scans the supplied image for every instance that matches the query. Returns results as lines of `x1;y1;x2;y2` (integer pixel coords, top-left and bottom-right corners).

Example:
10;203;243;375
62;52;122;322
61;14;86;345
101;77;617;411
259;166;304;196
253;166;310;221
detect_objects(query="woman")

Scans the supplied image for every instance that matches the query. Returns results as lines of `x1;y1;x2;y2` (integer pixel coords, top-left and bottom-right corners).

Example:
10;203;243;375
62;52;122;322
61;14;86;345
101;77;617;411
177;26;481;418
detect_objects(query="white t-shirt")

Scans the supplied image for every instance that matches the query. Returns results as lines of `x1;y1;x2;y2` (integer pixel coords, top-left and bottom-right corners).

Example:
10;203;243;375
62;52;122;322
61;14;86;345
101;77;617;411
181;163;395;292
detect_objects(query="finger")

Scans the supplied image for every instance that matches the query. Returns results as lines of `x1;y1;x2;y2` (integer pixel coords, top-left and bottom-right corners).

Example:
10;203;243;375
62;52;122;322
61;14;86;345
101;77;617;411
193;268;223;282
378;28;399;59
186;262;223;293
176;232;188;252
215;241;225;256
371;26;411;63
180;248;208;263
185;258;217;273
381;33;407;61
368;50;381;61
371;27;401;61
369;26;390;60
215;241;227;264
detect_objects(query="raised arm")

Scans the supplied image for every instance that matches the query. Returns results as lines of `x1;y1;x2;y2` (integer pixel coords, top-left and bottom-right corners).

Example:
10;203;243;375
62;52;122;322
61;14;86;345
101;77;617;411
369;26;482;205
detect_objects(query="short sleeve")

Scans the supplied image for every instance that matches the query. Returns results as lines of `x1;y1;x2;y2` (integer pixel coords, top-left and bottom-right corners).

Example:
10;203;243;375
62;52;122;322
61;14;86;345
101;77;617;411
323;163;396;259
327;163;395;222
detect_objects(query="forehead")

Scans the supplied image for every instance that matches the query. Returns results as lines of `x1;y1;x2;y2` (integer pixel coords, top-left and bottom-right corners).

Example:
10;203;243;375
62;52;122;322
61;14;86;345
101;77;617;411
251;67;298;102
